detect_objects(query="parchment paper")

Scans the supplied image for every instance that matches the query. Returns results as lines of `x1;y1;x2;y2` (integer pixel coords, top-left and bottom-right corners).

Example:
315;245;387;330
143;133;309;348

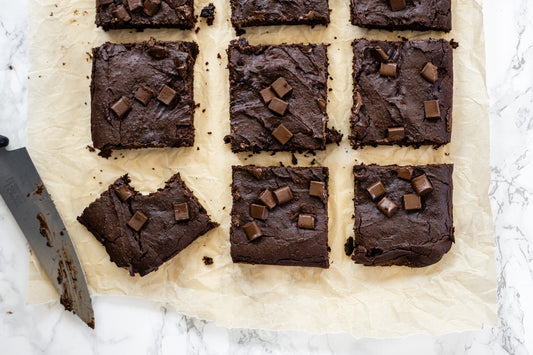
27;0;497;336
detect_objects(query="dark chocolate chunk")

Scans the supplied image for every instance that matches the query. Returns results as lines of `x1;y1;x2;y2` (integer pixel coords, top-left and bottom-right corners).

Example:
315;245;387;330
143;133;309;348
115;184;134;201
421;62;438;83
143;0;161;16
200;3;216;26
260;87;276;104
259;189;277;209
377;197;398;217
380;63;397;77
309;181;326;198
111;97;132;119
403;194;422;211
424;100;441;119
366;181;386;201
157;85;177;106
271;77;292;98
273;185;293;205
387;127;405;141
389;0;406;11
250;203;268;220
127;0;143;12
173;203;190;221
298;214;316;229
243;221;262;241
272;124;293;145
268;97;289;116
395;167;414;180
147;45;168;59
412;174;433;196
128;211;148;231
134;83;153;106
112;5;131;22
372;46;389;62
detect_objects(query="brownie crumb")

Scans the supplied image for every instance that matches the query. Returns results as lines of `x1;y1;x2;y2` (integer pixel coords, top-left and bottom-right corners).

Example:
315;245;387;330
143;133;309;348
200;3;216;26
291;154;298;165
86;145;95;152
449;39;459;48
203;256;214;265
344;237;355;256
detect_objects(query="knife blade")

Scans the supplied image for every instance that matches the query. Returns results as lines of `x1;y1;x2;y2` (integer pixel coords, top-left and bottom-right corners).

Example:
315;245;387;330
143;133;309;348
0;135;94;328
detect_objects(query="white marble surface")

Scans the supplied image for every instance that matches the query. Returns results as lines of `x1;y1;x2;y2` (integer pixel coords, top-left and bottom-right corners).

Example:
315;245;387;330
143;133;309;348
0;0;531;353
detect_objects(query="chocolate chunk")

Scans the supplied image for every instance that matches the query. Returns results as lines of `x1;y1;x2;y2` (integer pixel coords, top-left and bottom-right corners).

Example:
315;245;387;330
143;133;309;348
309;181;326;198
250;204;268;220
387;127;405;141
412;174;433;196
248;167;265;179
395;167;414;180
272;124;293;145
424;100;441;119
421;62;438;83
112;5;131;21
243;221;262;241
271;77;292;98
259;189;277;209
260;87;276;104
380;63;397;77
268;97;289;116
298;214;316;229
377;197;398;217
111;97;132;119
316;97;327;113
115;184;134;201
366;181;386;201
273;185;293;205
403;194;422;211
127;0;143;12
143;0;161;16
157;85;177;105
173;203;190;221
127;211;148;231
147;45;168;59
372;46;389;62
353;91;363;115
389;0;406;11
134;83;153;105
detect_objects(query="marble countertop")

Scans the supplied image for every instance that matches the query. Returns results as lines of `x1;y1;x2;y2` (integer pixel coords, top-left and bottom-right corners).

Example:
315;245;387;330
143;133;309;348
1;0;532;353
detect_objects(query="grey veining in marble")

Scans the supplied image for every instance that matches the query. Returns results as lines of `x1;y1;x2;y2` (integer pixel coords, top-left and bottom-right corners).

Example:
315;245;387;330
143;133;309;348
1;0;532;353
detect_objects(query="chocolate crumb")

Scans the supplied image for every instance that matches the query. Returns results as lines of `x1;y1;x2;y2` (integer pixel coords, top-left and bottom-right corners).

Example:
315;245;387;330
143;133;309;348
203;256;214;265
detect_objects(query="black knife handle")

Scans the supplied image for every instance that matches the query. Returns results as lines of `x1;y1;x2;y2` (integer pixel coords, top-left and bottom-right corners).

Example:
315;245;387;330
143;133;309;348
0;135;9;148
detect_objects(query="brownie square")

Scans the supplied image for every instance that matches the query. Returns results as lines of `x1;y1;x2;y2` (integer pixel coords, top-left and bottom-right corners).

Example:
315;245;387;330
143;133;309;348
226;39;341;153
230;0;329;29
350;39;453;148
78;174;218;276
231;166;329;268
345;164;454;267
95;0;195;31
350;0;452;32
91;39;198;157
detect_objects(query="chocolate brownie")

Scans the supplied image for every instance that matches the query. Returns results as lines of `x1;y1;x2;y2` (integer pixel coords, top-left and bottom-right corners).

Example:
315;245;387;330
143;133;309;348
350;39;453;148
346;164;454;267
78;174;218;276
231;166;329;268
91;39;198;157
350;0;452;32
230;0;329;29
95;0;195;31
226;39;341;153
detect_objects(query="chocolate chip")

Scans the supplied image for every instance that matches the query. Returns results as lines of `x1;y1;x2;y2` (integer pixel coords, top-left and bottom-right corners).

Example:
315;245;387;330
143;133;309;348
309;181;326;198
115;184;134;201
127;0;143;12
157;85;177;105
273;185;293;205
272;124;293;145
387;127;405;141
395;167;414;181
173;203;190;221
424;100;441;119
147;45;168;59
389;0;406;11
354;91;363;115
403;194;422;211
111;97;132;119
366;181;386;201
143;0;161;16
260;87;276;104
268;97;289;116
316;97;327;113
421;62;438;83
380;63;397;77
259;189;277;209
112;5;131;21
127;211;148;231
412;174;433;196
243;221;262;241
134;83;153;106
250;204;268;220
298;214;316;229
372;46;389;62
377;197;398;217
271;77;292;98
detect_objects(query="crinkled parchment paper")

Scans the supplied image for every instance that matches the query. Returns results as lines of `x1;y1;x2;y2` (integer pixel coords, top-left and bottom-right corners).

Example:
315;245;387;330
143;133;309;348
27;0;496;336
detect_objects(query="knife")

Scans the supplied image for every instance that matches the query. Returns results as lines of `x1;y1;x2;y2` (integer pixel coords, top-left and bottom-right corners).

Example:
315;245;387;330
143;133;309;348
0;135;94;328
